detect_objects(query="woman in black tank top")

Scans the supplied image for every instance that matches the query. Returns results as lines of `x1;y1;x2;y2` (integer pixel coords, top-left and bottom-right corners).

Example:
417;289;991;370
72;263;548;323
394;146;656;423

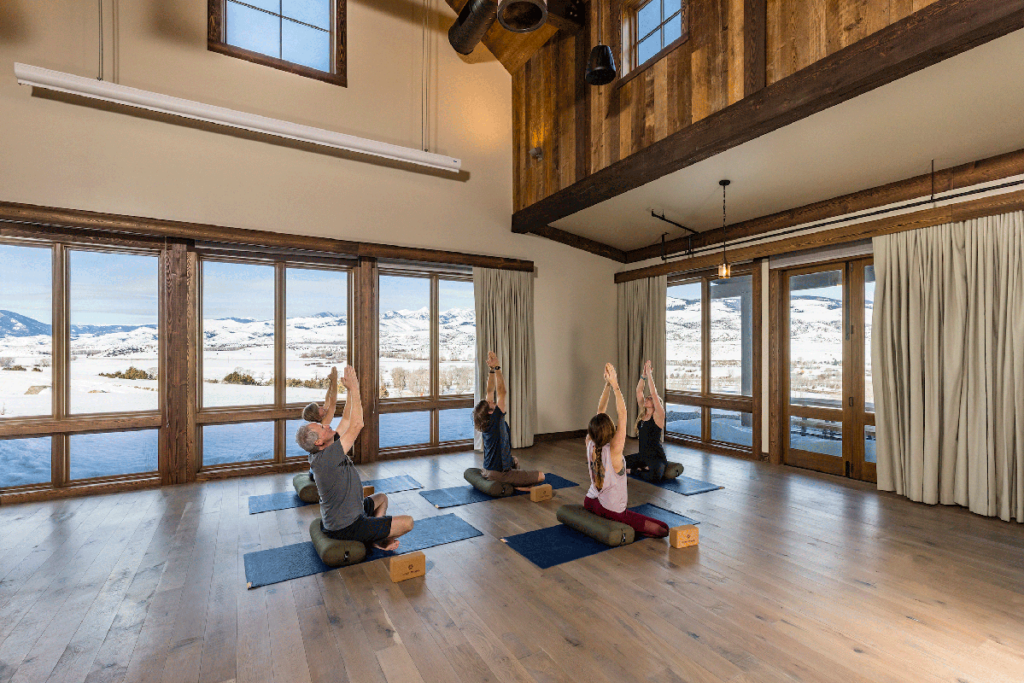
625;360;669;482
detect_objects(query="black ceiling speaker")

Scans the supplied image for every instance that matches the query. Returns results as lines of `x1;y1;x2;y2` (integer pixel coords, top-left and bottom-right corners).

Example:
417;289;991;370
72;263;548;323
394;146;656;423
585;44;616;85
497;0;547;32
585;2;616;85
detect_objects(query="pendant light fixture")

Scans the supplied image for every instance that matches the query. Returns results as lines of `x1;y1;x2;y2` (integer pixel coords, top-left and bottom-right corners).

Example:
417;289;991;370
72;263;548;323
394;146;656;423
718;179;731;279
585;1;616;86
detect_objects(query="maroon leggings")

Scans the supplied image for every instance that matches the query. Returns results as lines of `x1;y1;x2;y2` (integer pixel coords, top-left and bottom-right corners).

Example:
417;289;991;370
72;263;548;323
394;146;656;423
584;495;669;538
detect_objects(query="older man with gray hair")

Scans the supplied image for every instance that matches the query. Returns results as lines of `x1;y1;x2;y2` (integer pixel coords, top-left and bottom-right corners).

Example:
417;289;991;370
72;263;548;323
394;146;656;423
295;366;413;551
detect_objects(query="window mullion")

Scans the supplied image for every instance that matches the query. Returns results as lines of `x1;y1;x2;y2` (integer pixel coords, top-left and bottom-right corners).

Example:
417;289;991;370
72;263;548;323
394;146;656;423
430;275;440;444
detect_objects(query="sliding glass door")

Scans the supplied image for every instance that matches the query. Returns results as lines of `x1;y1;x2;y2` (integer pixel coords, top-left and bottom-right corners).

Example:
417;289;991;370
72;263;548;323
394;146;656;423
782;258;875;482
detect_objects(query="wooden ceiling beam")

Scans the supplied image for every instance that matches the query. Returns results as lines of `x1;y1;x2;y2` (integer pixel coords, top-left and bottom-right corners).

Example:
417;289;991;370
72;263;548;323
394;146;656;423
614;189;1024;283
625;147;1024;263
511;0;1024;236
528;224;628;262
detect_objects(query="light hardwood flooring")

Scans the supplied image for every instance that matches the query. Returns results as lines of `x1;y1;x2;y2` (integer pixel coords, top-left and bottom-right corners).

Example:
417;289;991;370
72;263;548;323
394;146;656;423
1;439;1023;683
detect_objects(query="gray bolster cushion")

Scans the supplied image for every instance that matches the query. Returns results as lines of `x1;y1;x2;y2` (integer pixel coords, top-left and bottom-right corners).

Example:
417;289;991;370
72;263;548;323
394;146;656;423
663;462;684;480
556;504;635;547
464;468;516;497
309;518;367;567
293;473;319;504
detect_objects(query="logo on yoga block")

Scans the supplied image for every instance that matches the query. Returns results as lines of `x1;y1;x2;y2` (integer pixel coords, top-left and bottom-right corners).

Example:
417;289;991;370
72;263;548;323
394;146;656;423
389;551;426;582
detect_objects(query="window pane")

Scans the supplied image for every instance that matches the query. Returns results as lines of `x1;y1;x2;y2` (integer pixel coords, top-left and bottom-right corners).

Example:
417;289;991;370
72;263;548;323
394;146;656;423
226;1;281;59
665;0;681;17
665;403;701;439
287;418;314;459
286;268;347;405
282;19;331;72
70;430;159;480
865;265;875;413
380;411;430;449
710;409;752;448
789;270;843;407
864;424;876;464
69;251;159;414
666;281;701;392
439;408;473;442
637;34;660;65
203;421;275;466
379;276;430;398
283;0;331;30
439;280;475;397
663;12;683;44
202;261;275;408
790;416;842;457
0;244;52;418
0;436;51;488
637;1;661;39
709;274;752;396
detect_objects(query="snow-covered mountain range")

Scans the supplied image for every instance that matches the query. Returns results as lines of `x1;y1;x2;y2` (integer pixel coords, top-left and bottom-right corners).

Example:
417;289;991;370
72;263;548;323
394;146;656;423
0;307;476;360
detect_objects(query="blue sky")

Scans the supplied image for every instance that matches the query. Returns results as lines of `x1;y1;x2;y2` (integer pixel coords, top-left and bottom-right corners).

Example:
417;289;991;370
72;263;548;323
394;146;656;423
287;267;347;317
203;261;275;321
69;251;158;325
379;276;474;313
0;244;51;322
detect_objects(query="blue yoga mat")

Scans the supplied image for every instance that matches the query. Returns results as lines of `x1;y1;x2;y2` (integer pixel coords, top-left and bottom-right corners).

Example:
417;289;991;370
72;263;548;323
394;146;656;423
501;504;699;569
243;513;482;588
247;474;423;514
419;473;578;509
629;474;723;496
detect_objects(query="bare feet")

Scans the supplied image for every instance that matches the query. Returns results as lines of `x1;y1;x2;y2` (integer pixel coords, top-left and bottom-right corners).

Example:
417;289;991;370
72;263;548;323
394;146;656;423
374;538;400;551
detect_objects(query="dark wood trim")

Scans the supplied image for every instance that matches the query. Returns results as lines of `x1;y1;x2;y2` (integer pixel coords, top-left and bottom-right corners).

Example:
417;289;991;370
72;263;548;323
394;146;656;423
767;267;782;464
751;258;763;460
0;201;535;272
663;433;756;460
533;429;587;442
354;257;379;464
378;397;474;414
627;147;1024;263
207;0;347;87
0;474;163;505
743;0;766;97
528;224;628;262
0;415;163;438
615;188;1024;283
664;392;753;412
195;458;309;481
513;0;1024;237
162;241;190;485
378;441;473;461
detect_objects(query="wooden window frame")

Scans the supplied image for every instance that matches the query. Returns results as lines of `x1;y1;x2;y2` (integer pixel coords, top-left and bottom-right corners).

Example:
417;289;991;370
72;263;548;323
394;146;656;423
618;0;689;85
377;269;475;456
0;236;165;496
664;262;761;457
196;254;354;471
207;0;348;87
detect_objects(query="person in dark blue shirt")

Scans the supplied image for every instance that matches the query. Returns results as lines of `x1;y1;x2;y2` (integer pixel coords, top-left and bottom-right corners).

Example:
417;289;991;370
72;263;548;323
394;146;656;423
472;351;544;489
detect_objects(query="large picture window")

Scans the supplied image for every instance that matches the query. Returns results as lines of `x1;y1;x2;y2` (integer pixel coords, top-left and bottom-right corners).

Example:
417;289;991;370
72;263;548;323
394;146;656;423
1;240;162;493
665;266;759;453
209;0;347;86
621;0;688;77
198;258;351;468
378;271;475;453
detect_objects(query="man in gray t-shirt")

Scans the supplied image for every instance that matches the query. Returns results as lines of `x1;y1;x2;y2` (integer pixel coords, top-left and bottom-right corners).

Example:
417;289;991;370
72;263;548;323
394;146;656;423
296;367;413;550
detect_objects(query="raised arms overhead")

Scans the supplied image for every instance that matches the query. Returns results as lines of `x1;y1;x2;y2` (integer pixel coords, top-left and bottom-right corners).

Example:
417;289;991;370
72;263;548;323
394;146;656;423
320;366;339;427
604;363;627;472
486;351;507;414
337;366;364;454
644;360;665;429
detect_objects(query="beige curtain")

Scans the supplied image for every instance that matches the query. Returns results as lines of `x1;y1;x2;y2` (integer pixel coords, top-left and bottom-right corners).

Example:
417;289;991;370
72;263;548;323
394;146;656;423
617;275;667;438
873;210;1024;522
473;267;536;449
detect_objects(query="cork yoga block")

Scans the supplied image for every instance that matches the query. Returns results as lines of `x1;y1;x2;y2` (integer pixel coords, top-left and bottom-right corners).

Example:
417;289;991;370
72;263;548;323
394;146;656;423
362;485;375;497
529;484;553;502
390;551;426;582
669;524;699;548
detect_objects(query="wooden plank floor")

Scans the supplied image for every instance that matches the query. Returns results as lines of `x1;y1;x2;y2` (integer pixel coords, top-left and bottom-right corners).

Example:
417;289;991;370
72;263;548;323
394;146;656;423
1;439;1023;683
